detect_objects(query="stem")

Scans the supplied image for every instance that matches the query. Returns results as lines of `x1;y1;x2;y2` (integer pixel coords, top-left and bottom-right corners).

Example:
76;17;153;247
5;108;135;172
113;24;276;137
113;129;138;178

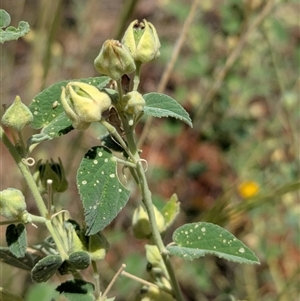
71;270;84;280
114;157;137;169
0;219;20;225
0;126;48;217
92;261;101;299
45;220;68;260
22;212;47;224
102;264;126;298
133;62;142;91
99;119;135;162
135;160;185;301
121;270;159;289
17;131;26;154
124;128;185;301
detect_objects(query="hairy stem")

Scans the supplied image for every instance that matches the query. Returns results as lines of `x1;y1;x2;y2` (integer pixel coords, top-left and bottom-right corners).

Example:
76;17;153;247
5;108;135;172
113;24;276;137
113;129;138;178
45;220;68;260
92;261;101;299
124;126;185;301
0;126;48;217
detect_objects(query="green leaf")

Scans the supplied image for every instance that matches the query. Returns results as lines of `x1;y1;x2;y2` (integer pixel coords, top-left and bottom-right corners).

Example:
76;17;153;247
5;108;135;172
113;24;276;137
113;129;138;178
6;223;27;258
31;254;63;282
167;222;260;264
28;76;110;141
77;146;130;235
161;193;180;229
0;247;42;271
0;10;30;43
56;279;95;301
143;92;193;128
0;10;11;28
68;251;91;270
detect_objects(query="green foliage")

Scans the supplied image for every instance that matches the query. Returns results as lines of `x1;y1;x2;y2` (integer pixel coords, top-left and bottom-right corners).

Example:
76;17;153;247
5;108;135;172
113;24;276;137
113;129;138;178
167;222;259;264
0;4;273;301
144;93;193;127
77;146;130;235
0;9;30;43
6;223;27;258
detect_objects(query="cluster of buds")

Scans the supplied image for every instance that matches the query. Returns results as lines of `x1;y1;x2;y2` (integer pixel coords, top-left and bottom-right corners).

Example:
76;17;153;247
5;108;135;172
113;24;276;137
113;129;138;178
94;19;160;79
60;20;160;130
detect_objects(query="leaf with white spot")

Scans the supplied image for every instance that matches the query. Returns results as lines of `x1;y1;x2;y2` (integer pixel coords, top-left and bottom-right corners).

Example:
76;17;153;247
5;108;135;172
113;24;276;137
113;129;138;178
28;76;110;141
167;222;259;264
77;146;130;235
143;93;193;128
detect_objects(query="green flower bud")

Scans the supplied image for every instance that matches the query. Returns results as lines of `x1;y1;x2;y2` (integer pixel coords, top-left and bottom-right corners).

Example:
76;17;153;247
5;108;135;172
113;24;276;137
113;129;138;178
94;39;136;80
0;188;27;220
132;205;165;240
123;91;145;115
122;19;161;64
61;82;111;129
2;96;33;131
88;232;109;261
34;158;68;194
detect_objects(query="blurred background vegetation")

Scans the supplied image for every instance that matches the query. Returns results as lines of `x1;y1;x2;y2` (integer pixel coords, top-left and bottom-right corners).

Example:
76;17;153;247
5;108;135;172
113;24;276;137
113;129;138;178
0;0;299;300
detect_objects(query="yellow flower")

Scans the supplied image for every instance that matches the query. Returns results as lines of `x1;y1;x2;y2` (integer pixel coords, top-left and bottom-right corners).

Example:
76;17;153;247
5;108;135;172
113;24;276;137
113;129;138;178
238;181;260;199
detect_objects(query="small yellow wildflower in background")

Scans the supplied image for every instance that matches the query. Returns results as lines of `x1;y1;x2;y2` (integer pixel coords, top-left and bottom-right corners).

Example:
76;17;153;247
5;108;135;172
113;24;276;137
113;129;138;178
238;181;260;199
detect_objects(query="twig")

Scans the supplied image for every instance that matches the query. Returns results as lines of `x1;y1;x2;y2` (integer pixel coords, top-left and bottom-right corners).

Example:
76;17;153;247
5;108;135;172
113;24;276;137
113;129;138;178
102;264;126;298
121;270;159;288
193;0;276;127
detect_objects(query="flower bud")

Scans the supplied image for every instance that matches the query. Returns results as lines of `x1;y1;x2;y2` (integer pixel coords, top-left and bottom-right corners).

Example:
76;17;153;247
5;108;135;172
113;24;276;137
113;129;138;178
34;158;68;194
0;188;27;220
88;232;109;261
94;39;136;80
122;19;161;64
2;96;33;131
61;82;111;129
132;205;165;240
123;91;145;115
